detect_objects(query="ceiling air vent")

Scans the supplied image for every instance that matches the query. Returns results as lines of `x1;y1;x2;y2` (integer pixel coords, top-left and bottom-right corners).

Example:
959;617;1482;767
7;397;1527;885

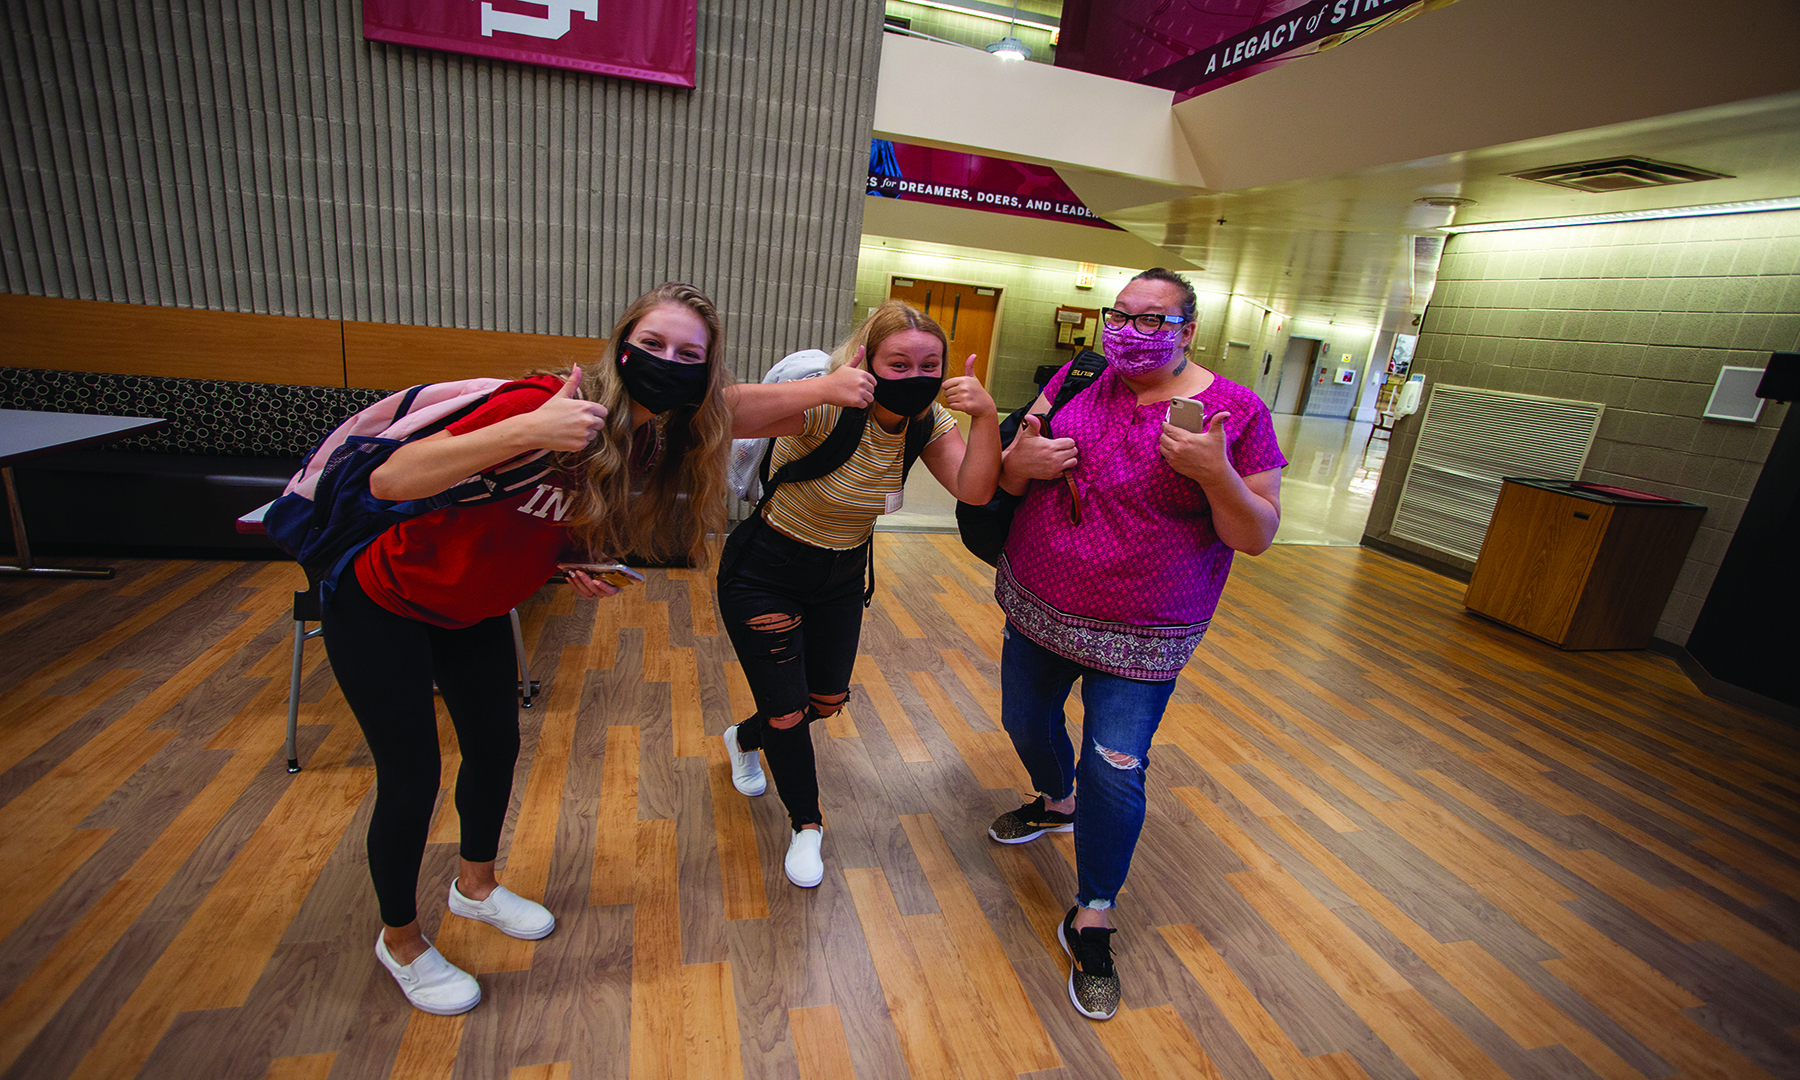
1509;157;1732;193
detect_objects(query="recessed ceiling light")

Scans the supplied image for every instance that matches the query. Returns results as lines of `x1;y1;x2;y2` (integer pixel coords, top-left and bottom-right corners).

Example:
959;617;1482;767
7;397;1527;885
1443;197;1800;233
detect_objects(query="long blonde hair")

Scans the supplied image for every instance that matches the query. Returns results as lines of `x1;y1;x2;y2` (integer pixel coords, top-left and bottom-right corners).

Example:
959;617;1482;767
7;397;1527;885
557;282;731;568
828;300;948;373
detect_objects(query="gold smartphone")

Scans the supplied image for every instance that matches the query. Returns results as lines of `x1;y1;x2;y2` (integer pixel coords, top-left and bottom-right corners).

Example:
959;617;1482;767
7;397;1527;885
556;562;646;587
1167;396;1206;433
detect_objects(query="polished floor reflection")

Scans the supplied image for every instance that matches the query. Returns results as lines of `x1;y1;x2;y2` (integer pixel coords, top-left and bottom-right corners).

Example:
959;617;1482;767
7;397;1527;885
1267;414;1386;546
880;414;1387;547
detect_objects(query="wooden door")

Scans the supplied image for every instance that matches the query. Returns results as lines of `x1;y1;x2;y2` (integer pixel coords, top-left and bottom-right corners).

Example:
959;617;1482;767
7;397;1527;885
887;276;1000;388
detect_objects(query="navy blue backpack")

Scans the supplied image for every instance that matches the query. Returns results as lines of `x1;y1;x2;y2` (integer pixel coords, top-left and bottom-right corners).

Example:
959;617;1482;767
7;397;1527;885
265;379;556;602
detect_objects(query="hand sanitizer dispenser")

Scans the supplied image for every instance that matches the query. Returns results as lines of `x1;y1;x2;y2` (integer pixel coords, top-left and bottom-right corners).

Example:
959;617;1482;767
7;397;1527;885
1397;374;1425;416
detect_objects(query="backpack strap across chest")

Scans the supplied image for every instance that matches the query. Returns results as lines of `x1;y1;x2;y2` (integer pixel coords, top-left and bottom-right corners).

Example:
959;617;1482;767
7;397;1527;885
1039;348;1107;438
722;406;933;604
754;406;930;504
954;349;1107;568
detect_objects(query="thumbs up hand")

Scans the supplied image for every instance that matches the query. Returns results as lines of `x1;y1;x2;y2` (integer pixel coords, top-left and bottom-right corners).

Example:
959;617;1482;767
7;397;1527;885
818;346;876;408
941;353;996;419
1161;408;1233;484
526;364;610;451
1006;411;1078;480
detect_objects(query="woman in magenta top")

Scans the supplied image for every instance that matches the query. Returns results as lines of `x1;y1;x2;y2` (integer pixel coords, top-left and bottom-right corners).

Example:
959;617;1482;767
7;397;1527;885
985;268;1286;1021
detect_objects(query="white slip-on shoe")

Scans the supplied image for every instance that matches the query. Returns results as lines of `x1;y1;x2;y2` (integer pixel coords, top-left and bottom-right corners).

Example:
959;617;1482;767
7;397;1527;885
724;724;767;796
785;827;824;888
446;879;556;940
374;932;481;1015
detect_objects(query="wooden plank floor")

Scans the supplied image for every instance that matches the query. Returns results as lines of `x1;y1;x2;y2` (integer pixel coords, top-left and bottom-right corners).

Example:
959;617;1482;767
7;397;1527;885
2;536;1799;1080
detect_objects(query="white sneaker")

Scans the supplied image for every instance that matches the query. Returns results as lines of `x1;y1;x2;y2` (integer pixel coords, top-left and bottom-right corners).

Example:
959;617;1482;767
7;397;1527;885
447;879;556;940
724;724;767;796
374;932;481;1015
785;827;824;888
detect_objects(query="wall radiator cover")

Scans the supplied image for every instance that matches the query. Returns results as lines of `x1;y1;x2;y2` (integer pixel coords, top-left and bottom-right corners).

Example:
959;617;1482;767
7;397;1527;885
1390;384;1605;562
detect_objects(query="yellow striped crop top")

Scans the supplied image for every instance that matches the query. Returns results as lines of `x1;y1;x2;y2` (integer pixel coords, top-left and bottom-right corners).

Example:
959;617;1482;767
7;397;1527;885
761;402;957;550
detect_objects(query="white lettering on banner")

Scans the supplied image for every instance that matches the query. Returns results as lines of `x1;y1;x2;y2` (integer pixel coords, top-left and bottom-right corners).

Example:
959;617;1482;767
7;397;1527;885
479;0;597;40
517;483;575;520
877;170;1103;222
1192;0;1406;85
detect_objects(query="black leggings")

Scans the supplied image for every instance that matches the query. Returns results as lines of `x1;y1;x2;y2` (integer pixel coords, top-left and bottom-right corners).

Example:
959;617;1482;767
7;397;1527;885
717;520;868;830
321;570;522;927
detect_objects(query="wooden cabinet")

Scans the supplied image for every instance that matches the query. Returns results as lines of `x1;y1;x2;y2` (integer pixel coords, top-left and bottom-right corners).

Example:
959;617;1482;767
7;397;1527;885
1464;479;1706;650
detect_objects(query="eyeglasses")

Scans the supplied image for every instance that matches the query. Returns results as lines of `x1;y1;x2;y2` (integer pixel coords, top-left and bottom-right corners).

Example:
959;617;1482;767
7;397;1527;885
1102;307;1187;335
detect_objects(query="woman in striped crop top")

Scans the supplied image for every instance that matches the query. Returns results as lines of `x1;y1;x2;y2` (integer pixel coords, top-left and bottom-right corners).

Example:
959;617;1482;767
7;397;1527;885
716;300;1002;888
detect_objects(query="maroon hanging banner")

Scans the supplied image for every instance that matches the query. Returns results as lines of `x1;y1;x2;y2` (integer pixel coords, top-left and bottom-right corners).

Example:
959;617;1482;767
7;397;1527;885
1139;0;1422;99
867;141;1118;231
1057;0;1442;102
363;0;698;88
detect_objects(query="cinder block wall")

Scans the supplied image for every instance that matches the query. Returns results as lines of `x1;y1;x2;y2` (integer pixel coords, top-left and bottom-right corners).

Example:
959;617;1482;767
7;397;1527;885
0;0;886;387
1365;210;1800;644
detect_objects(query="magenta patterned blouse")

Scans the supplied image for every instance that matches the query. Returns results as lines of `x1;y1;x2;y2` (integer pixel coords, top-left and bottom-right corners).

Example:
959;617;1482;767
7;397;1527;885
995;364;1287;681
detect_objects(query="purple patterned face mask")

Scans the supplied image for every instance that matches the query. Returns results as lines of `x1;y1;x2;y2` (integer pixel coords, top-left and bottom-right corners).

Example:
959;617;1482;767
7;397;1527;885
1101;321;1183;376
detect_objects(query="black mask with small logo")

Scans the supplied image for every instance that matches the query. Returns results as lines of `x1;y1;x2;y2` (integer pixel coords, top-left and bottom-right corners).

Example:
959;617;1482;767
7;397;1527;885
617;340;709;414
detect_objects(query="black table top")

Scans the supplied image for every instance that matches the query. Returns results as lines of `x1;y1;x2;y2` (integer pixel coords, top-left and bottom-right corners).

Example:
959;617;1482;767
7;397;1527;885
1502;477;1707;510
0;409;170;468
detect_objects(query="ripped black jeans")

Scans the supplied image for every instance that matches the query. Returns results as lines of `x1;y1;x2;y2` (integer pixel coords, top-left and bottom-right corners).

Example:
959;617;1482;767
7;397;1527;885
717;518;868;829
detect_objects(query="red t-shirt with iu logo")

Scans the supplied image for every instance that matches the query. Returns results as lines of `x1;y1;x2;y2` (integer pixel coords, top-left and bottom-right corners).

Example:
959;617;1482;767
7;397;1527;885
354;376;583;628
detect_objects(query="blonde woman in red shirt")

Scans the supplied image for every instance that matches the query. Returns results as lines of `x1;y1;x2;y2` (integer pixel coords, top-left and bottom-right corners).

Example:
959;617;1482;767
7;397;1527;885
322;283;874;1015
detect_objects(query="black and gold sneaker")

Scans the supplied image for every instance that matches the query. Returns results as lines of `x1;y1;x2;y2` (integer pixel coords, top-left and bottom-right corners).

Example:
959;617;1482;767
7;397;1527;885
987;797;1075;844
1057;906;1120;1020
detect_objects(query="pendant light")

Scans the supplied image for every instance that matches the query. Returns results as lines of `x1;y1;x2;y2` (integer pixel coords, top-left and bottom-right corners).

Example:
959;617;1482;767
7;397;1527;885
985;0;1032;61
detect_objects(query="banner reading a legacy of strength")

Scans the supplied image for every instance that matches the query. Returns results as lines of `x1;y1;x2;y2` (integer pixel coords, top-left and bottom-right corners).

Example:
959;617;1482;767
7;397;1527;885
364;0;698;88
1139;0;1422;97
1057;0;1454;102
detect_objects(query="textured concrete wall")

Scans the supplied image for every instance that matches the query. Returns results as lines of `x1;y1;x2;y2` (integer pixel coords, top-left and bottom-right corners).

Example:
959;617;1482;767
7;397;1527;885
1365;210;1800;644
0;0;886;384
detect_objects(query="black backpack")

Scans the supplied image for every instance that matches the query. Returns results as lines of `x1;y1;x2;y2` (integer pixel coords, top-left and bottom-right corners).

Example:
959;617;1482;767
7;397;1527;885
955;349;1106;567
718;406;931;604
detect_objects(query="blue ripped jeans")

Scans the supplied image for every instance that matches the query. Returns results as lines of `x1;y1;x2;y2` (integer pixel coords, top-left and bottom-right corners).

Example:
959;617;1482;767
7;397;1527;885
1000;622;1177;909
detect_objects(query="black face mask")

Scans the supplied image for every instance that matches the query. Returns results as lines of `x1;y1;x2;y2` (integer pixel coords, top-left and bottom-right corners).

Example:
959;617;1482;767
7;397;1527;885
617;340;709;414
872;373;942;418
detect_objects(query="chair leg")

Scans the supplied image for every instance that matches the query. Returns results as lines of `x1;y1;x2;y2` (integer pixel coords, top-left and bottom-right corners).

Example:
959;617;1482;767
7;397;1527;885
511;608;537;708
286;616;306;773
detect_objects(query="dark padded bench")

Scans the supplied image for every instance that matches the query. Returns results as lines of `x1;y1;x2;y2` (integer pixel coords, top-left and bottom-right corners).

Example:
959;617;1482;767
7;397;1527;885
1;367;384;558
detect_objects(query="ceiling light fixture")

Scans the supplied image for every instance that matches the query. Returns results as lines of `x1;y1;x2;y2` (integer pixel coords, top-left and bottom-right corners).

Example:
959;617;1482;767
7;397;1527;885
1442;197;1800;234
986;1;1032;60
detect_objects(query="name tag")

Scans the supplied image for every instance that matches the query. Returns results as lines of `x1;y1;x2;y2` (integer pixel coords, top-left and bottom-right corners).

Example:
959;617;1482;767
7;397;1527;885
884;489;905;514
